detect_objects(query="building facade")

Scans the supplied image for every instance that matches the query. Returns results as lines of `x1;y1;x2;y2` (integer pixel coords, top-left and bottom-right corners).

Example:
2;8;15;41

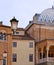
0;18;35;65
25;6;54;65
0;6;54;65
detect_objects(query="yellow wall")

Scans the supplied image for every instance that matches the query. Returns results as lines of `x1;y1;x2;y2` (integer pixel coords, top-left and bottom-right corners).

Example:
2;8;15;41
16;30;25;35
12;40;35;65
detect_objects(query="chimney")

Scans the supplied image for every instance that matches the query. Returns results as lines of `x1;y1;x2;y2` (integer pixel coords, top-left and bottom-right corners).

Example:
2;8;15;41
0;21;3;25
29;21;32;24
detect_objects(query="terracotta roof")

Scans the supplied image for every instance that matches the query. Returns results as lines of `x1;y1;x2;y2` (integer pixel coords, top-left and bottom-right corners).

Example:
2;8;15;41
25;23;45;31
12;35;34;40
17;28;25;31
0;25;25;31
36;38;54;43
0;25;10;28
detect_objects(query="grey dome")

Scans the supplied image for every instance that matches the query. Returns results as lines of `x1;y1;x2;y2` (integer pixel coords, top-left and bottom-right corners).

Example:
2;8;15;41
38;7;54;24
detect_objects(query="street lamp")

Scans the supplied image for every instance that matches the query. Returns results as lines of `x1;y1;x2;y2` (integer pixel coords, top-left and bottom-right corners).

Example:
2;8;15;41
3;51;7;58
10;17;19;34
3;51;7;65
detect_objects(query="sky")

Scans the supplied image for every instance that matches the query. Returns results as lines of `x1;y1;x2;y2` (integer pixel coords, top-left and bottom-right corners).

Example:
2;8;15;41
0;0;54;28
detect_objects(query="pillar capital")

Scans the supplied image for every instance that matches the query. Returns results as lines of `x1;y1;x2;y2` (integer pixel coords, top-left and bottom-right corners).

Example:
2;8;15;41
46;47;49;51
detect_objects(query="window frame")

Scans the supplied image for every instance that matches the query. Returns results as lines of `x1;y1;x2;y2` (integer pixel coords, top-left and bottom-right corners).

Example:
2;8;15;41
2;59;6;65
0;32;6;41
29;54;33;62
12;53;17;62
29;42;33;48
12;42;17;47
16;32;19;34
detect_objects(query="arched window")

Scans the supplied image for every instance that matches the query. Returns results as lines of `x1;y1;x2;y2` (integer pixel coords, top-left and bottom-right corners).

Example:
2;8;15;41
0;32;6;40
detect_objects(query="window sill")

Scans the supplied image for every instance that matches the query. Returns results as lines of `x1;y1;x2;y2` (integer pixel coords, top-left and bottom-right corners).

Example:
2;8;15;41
0;40;7;43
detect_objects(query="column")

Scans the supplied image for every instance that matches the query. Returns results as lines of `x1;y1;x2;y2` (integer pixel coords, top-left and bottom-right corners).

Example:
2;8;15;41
41;48;43;59
46;48;49;61
41;48;43;62
36;47;38;63
40;48;43;63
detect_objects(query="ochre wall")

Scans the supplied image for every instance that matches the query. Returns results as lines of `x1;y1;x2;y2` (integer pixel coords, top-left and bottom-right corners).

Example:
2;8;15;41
16;30;25;35
12;40;35;65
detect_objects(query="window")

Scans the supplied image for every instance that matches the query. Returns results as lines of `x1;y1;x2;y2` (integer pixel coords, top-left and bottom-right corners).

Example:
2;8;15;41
0;32;3;40
16;32;19;34
29;42;33;48
3;34;6;40
29;54;33;62
3;59;6;65
12;54;17;62
0;32;6;40
12;42;17;47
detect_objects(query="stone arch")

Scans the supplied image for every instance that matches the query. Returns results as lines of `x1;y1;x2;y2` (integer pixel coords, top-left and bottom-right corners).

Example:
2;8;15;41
38;48;42;59
48;45;54;57
0;30;6;33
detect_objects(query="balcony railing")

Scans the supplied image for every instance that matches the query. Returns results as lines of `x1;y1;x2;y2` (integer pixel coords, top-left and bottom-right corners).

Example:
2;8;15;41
48;57;54;62
36;57;54;64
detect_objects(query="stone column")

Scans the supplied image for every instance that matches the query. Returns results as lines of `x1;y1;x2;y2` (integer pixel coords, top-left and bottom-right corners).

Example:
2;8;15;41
41;48;43;60
36;47;38;63
46;48;49;61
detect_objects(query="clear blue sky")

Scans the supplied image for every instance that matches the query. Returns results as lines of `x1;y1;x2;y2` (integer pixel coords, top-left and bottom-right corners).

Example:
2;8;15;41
0;0;53;28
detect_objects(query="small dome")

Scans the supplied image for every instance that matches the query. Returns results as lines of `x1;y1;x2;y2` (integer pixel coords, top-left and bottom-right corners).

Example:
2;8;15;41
38;7;54;24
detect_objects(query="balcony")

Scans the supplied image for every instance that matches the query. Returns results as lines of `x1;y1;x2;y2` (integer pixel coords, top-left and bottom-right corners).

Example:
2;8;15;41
36;45;54;64
48;57;54;62
36;57;54;64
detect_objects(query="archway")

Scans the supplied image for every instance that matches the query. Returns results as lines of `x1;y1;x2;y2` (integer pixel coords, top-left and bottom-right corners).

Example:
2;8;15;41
43;46;47;58
38;48;42;59
49;46;54;57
